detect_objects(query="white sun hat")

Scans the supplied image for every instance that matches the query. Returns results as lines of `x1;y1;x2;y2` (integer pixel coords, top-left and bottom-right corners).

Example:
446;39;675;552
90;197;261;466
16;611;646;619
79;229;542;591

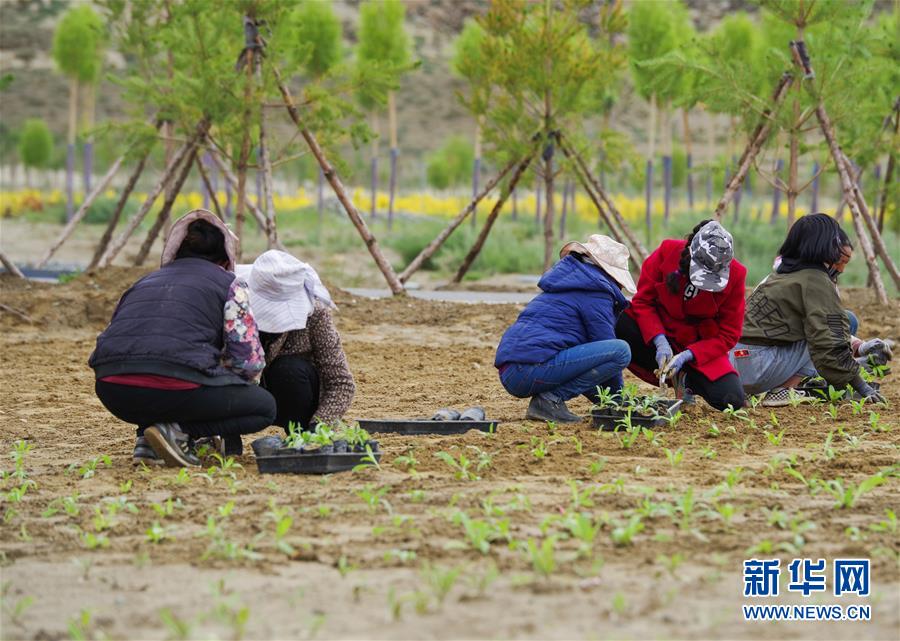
235;250;335;333
559;234;637;294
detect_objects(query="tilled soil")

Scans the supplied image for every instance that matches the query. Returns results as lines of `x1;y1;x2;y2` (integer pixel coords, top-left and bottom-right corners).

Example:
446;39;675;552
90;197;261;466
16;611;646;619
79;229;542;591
1;270;898;640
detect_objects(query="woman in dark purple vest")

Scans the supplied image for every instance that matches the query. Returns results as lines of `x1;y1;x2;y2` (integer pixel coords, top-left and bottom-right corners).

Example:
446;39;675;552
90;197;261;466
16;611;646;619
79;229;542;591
90;210;276;468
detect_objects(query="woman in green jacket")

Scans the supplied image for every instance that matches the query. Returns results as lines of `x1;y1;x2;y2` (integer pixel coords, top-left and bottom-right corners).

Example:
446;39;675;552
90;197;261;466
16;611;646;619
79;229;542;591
730;214;890;407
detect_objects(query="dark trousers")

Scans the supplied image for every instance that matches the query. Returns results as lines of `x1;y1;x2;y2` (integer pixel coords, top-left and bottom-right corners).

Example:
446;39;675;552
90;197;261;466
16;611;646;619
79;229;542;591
95;380;276;439
615;313;746;411
260;355;321;431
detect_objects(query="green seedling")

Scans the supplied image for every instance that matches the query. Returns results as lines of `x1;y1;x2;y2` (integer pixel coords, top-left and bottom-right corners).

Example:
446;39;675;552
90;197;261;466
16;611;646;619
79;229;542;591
145;521;169;543
587;457;607;476
393;451;419;475
723;466;744;491
337;554;356;578
119;479;133;494
42;492;80;518
657;552;685;576
787;389;809;407
674;487;696;530
168;468;191;486
352;444;381;472
200;515;261;562
733;436;751;454
765;429;785;446
68;455;112;480
565;512;600;556
748;394;764;410
158;608;193;640
467;446;493;473
79;530;109;550
466;562;500;596
568;480;598;510
67;609;96;641
611;592;628;616
824;404;839;420
821;431;837;461
610;514;644;546
421;562;461;605
525;537;558;577
435;450;479;480
317;505;333;518
451;512;508;555
5;481;35;504
868;411;890;433
706;423;721;438
9;440;33;481
0;583;33;626
722;405;750;422
265;500;295;555
592;386;618;410
384;549;417;564
657;409;683;427
614;419;641;450
408;490;426;503
824;472;887;509
530;437;549;459
356;484;391;514
151;497;184;518
545;420;558;435
870;509;897;534
664;447;683;468
700;445;717;459
641;427;662;447
716;503;737;525
570;435;583;455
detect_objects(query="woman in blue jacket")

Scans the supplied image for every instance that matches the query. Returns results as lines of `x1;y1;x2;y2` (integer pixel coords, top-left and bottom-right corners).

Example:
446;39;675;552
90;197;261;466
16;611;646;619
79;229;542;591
495;235;635;423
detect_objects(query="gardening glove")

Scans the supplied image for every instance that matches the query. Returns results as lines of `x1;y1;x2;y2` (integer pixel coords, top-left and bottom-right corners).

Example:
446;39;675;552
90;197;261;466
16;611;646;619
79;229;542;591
652;334;674;371
850;378;887;405
857;338;893;365
662;349;694;378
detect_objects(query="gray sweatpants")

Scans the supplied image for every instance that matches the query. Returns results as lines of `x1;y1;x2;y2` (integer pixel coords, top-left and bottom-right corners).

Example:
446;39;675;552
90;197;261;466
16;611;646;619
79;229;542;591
729;342;817;395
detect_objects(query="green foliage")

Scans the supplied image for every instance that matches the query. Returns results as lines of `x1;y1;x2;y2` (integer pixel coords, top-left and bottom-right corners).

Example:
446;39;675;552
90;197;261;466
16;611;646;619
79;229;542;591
358;0;410;67
627;0;690;101
426;136;474;189
452;19;489;114
289;0;342;77
18;119;53;169
52;5;105;83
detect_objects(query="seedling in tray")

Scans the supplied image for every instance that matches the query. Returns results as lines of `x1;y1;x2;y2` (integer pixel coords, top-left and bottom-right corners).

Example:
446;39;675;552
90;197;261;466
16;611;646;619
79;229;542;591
255;420;381;475
590;388;684;432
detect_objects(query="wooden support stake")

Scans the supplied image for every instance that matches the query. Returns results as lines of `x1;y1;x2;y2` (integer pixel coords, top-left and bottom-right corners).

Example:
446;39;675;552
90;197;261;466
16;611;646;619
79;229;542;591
0;250;25;278
88;151;150;271
559;135;648;262
452;154;535;284
398;158;519;283
207;142;269;231
37;155;125;268
195;154;223;220
714;72;794;221
98;121;207;268
258;110;280;249
272;65;405;295
133;145;200;266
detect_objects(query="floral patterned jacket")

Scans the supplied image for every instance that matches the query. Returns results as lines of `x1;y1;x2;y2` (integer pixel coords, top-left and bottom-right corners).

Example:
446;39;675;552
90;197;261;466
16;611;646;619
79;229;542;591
222;278;266;382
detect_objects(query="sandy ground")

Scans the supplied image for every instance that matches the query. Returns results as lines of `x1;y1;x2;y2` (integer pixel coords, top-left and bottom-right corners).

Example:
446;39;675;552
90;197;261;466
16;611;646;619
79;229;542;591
0;269;898;641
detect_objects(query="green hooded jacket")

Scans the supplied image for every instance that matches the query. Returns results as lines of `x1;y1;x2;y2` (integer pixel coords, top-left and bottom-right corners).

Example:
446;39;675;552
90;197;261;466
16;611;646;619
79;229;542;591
740;266;861;389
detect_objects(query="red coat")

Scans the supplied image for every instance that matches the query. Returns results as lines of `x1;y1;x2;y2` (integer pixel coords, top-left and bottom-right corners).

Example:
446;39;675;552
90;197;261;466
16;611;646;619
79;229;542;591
624;239;746;382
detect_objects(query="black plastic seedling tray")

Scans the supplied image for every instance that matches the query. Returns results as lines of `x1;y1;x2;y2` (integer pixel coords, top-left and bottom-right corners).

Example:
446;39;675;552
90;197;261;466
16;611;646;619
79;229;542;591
591;398;683;432
255;450;381;475
355;418;499;435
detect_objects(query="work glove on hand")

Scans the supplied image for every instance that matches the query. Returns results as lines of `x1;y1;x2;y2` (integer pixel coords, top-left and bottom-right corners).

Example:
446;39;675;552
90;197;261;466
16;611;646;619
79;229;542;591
662;349;694;378
851;378;887;405
858;338;893;366
652;334;674;371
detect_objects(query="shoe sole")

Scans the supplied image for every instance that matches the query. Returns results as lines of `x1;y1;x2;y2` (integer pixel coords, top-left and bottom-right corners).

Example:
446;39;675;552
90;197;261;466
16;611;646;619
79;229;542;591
132;456;165;467
143;426;198;468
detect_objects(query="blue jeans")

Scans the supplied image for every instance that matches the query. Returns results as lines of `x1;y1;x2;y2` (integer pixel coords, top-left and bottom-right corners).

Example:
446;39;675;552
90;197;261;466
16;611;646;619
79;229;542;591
499;340;631;402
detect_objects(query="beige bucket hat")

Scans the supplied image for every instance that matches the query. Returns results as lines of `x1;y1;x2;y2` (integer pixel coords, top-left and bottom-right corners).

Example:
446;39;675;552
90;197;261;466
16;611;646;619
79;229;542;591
559;234;636;294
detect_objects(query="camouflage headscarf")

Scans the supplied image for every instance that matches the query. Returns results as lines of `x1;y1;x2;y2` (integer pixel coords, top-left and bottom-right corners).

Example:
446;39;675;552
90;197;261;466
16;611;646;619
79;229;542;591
689;221;734;292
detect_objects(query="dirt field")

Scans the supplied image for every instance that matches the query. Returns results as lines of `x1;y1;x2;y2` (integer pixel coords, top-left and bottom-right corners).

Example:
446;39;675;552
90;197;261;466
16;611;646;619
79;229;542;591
1;270;898;641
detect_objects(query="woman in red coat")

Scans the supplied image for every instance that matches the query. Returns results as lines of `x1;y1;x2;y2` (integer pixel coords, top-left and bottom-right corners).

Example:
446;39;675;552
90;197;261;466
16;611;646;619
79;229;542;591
615;219;747;410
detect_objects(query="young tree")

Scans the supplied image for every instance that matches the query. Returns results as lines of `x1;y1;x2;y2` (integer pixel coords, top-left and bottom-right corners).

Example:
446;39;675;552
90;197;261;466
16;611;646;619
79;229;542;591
452;18;489;226
358;0;410;230
289;0;343;219
426;135;474;190
628;0;687;234
467;0;626;270
18;118;53;188
51;4;105;220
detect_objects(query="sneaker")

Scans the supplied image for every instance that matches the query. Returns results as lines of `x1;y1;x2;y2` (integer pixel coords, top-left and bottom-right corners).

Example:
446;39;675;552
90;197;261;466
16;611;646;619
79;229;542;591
144;422;201;468
132;435;164;466
761;387;811;408
526;393;582;423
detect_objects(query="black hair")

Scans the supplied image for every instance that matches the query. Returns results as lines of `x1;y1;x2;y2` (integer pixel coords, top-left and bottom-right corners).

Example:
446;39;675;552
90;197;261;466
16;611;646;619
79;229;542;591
174;220;228;265
666;218;712;294
778;213;851;265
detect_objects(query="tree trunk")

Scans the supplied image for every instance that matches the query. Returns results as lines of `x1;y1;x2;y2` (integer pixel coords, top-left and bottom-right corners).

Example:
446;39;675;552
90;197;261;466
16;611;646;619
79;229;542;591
454;154;535;283
66;77;78;222
770;159;783;224
208;143;268;230
810;160;820;213
82;83;95;195
558;179;571;239
370;112;378;219
534;179;542;228
645;93;656;240
234;48;255;260
88;151;150;271
706;113;714;206
0;250;25;278
471;118;482;228
258;109;280;249
511;189;518;220
683;108;694;208
387;90;398;230
196;154;223;220
662;102;672;224
133;146;200;266
876;107;898;232
273;66;405;295
787;95;800;227
317;166;325;223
